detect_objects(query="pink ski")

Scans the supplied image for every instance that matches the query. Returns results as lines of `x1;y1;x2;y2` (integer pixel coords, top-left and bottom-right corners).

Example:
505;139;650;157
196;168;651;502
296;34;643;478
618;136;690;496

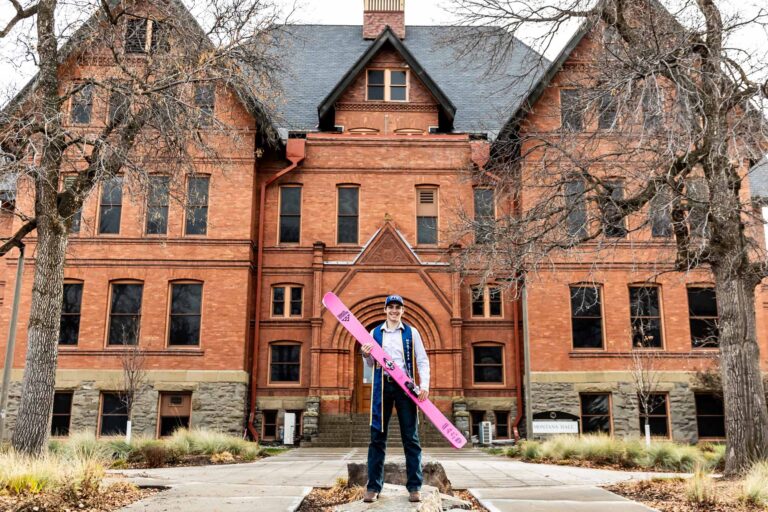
322;292;467;449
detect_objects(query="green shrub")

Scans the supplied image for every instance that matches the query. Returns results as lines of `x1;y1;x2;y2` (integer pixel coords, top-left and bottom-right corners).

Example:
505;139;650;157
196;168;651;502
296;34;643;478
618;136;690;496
506;435;714;472
742;461;768;506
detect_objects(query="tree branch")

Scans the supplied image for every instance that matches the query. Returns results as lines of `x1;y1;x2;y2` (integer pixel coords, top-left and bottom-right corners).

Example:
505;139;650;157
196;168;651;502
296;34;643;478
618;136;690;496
0;218;36;257
0;0;39;38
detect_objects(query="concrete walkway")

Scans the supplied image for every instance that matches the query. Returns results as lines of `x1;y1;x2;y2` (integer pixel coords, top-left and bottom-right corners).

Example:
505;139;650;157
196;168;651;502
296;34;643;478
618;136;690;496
113;447;662;511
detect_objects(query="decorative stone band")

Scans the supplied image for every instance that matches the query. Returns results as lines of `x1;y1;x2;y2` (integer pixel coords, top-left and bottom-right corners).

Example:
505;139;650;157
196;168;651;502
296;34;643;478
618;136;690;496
336;102;439;113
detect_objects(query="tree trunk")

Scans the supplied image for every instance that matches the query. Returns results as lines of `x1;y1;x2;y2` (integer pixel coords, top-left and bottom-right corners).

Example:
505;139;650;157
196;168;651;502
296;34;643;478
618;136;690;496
10;219;67;454
715;270;768;475
10;0;65;455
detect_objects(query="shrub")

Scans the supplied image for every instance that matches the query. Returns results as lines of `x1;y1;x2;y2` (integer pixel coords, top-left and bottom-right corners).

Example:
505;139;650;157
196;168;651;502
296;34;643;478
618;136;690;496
742;461;768;506
139;442;169;467
685;466;716;505
506;435;714;472
0;450;107;496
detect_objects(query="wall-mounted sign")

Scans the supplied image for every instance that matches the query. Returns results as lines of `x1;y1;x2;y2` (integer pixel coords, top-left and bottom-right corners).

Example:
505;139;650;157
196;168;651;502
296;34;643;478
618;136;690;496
532;420;579;434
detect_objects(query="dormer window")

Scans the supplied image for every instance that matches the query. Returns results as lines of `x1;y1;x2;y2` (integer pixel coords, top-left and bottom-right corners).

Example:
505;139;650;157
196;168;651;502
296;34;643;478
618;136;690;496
367;69;408;102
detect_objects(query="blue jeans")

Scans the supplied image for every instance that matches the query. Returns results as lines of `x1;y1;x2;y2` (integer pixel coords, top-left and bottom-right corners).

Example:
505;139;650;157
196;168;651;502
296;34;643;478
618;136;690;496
366;379;422;493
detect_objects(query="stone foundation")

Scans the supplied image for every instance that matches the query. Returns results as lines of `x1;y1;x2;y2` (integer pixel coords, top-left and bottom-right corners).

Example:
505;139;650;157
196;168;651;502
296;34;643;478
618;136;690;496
530;377;700;442
1;379;247;441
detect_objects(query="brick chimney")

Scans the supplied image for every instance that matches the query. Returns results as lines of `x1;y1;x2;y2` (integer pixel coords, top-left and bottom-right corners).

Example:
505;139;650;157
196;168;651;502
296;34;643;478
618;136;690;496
363;0;405;40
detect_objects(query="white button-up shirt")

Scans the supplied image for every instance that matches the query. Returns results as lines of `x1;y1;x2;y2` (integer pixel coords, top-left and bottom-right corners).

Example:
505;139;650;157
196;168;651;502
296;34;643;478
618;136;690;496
364;322;430;391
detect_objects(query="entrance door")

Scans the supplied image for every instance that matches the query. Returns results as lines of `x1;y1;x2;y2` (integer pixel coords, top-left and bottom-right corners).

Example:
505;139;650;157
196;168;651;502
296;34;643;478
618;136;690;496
355;321;382;413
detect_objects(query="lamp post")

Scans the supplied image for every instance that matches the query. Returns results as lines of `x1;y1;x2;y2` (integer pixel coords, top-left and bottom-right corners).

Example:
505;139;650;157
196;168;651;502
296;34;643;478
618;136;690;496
0;244;25;441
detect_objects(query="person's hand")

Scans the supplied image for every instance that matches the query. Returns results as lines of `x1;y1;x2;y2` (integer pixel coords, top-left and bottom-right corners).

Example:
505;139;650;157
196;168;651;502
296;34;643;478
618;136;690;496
361;343;374;356
418;389;429;402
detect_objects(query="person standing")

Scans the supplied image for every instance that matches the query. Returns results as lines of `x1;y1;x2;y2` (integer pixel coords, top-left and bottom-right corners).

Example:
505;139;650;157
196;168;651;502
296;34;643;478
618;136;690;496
361;294;430;503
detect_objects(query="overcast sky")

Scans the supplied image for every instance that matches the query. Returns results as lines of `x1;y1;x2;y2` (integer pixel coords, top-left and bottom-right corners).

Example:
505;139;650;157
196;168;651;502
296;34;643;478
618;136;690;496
0;0;765;102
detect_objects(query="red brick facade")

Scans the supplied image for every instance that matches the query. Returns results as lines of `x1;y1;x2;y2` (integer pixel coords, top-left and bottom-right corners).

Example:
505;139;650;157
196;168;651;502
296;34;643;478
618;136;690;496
0;1;763;445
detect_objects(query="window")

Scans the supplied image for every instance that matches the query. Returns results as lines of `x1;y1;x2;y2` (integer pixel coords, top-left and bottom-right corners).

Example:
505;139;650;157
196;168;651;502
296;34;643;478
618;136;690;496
99;177;123;234
580;393;611;434
650;186;672;237
194;84;215;126
146;176;170;235
630;286;663;348
270;343;301;383
470;411;485;438
416;188;438;244
169;283;202;346
337;187;359;244
474;188;495;244
59;282;83;345
272;285;302;317
687;178;709;237
643;90;662;129
602;181;627;238
570;285;603;349
560;89;583;131
185;176;209;235
471;285;502;318
125;18;167;54
367;69;407;102
638;393;669;437
51;392;73;437
63;177;81;233
262;410;278;440
108;283;142;345
598;93;617;130
695;393;725;439
100;392;128;436
279;186;301;243
473;345;503;384
70;84;93;125
159;392;191;436
688;287;718;348
565;179;587;239
125;18;148;53
494;411;510;439
108;88;130;125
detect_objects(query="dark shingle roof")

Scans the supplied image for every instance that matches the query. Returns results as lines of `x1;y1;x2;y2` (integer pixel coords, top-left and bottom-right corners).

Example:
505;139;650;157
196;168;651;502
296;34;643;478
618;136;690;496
270;25;545;138
750;157;768;199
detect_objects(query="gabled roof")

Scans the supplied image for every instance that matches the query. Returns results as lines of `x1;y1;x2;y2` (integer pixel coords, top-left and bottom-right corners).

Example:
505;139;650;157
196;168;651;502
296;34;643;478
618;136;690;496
2;0;279;143
270;25;546;139
499;20;594;138
317;26;457;132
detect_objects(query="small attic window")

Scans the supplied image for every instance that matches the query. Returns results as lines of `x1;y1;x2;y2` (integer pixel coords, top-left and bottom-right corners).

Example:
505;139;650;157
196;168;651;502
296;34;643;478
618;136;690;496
367;69;408;102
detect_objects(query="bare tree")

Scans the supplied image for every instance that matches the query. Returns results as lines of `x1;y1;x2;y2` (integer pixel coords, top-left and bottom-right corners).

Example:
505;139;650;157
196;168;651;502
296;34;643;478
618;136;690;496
0;0;285;454
119;343;147;443
628;345;663;447
448;0;768;474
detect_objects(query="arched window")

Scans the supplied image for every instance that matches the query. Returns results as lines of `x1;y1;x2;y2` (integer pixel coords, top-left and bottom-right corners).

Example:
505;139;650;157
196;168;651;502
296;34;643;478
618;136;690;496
168;280;203;346
472;343;504;385
107;280;143;346
269;342;301;383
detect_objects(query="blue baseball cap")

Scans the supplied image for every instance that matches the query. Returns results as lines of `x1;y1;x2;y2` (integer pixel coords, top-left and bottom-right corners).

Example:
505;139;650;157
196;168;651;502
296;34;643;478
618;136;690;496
385;295;404;307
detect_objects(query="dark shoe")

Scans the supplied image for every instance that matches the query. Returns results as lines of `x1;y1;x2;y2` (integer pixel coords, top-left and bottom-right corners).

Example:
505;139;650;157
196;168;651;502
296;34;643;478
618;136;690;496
409;491;421;502
363;490;378;503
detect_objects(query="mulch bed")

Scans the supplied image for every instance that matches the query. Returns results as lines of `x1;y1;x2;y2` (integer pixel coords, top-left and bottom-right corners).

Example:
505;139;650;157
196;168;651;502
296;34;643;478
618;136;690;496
607;478;767;512
0;482;159;512
296;486;488;511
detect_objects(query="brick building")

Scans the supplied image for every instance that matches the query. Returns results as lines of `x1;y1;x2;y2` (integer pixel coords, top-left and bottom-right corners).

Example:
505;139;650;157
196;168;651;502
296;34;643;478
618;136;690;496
0;0;764;445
